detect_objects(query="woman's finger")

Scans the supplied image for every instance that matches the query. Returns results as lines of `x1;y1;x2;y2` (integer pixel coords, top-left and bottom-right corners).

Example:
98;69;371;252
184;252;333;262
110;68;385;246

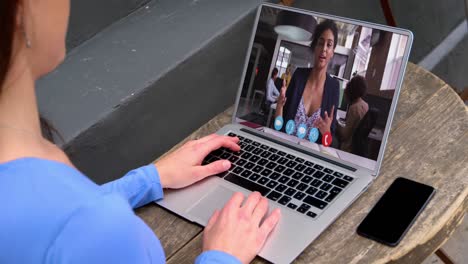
251;197;269;225
196;134;219;144
241;192;262;216
258;208;281;243
206;209;220;230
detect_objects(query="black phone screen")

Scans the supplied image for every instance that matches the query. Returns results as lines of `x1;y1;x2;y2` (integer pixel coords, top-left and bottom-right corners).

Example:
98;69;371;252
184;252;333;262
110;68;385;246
357;177;435;246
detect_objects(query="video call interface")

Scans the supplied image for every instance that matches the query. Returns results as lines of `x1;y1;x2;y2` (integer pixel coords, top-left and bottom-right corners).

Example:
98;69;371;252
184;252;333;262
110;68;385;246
235;6;409;171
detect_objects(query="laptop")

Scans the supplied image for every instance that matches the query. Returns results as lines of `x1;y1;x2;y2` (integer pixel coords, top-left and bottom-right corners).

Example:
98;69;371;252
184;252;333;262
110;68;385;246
158;3;413;263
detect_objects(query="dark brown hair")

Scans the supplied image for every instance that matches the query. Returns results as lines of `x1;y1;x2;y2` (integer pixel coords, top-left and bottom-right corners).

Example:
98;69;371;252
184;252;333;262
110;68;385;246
311;20;338;50
345;75;368;103
0;0;19;90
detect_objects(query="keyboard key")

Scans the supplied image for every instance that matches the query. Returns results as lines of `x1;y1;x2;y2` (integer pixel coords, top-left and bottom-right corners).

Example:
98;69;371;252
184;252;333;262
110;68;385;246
286;161;298;168
258;158;269;166
266;181;278;189
217;171;229;178
295;164;306;172
322;174;334;183
306;187;318;195
332;178;349;188
252;141;260;147
253;165;263;173
320;183;332;191
274;165;286;173
301;176;313;184
244;138;252;143
297;183;308;191
287;203;298;209
224;173;270;196
306;211;317;218
286;154;296;160
228;156;238;163
275;184;287;192
324;168;334;174
284;188;296;196
277;157;288;165
292;172;304;180
295;157;305;163
240;170;252;178
252;148;263;155
305;161;314;167
297;203;311;214
293;191;306;200
212;149;223;156
266;161;277;169
260;168;272;177
278;196;291;205
343;175;354;182
269;154;280;162
269;147;278;153
277;151;287;156
315;190;327;199
241;152;252;159
233;167;244;174
287;179;299;188
249;174;261;181
236;159;247;166
228;132;237;137
311;179;322;187
325;192;338;202
258;177;269;185
249;155;260;163
220;152;231;159
304;168;315;175
238;136;244;140
269;172;281;180
260;144;269;150
278;176;289;184
330;187;342;194
313;164;324;170
239;142;248;149
244;145;255;152
304;195;328;210
333;172;344;178
313;171;325;179
283;168;294;176
267;191;282;201
260;152;271;158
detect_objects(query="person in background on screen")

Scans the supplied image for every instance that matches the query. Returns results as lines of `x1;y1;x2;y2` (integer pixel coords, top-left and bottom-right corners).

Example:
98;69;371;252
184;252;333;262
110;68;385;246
336;75;369;152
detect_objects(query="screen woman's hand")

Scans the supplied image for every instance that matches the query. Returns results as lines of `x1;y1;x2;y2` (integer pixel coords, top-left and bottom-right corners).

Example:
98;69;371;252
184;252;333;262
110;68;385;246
155;134;240;189
202;192;281;264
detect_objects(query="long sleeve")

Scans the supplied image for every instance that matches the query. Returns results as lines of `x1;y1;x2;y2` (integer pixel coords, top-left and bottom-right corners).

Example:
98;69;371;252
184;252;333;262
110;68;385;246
266;79;280;103
195;250;241;264
100;164;163;209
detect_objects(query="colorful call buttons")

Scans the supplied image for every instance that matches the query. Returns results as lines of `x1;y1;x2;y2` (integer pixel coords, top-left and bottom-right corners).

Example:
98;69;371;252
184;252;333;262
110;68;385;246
297;124;307;139
274;116;284;131
322;131;332;147
308;127;319;143
285;120;295;135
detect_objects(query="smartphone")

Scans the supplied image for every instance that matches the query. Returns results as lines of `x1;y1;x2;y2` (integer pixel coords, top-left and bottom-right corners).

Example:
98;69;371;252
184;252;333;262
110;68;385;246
357;177;435;246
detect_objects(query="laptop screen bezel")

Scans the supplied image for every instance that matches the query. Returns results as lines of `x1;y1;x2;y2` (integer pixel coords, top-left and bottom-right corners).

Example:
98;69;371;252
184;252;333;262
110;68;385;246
231;3;414;177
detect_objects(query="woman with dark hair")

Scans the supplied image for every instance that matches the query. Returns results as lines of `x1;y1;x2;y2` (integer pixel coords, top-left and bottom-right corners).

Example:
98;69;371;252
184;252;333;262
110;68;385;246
0;0;280;263
336;75;369;152
275;20;340;144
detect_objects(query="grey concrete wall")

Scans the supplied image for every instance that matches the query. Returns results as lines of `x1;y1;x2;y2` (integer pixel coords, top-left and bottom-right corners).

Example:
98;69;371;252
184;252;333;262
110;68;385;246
67;0;150;49
37;0;266;183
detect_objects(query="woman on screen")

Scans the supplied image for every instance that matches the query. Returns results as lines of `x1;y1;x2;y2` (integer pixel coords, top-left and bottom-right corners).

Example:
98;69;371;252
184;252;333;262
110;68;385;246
275;20;340;144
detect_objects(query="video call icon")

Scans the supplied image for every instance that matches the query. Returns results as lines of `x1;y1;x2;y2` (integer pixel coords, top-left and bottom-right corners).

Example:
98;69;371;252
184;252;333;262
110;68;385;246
297;124;307;139
285;120;295;135
308;127;319;143
274;116;284;131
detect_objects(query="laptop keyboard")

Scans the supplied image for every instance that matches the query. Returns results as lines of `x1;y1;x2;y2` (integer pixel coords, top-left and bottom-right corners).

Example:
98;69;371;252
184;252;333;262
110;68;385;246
202;132;355;219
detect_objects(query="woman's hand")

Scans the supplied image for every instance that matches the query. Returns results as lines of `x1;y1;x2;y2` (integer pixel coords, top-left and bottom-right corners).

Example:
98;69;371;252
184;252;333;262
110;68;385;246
202;192;281;264
155;134;240;189
314;105;335;135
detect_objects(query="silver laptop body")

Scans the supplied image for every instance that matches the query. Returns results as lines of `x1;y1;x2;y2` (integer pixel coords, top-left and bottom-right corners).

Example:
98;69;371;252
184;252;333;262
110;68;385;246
158;4;413;263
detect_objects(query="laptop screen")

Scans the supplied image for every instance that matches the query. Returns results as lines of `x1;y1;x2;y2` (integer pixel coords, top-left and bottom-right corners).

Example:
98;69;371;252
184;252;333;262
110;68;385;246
234;5;411;172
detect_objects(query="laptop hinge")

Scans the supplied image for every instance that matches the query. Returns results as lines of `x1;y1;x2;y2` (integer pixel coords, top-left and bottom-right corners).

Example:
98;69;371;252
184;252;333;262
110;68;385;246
240;128;357;172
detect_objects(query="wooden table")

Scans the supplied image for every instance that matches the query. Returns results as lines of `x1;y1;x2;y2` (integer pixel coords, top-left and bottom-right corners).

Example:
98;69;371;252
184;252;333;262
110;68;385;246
135;63;468;263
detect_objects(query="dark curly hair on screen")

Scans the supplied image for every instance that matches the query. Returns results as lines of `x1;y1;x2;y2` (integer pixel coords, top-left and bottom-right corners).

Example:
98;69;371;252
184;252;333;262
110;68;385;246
310;19;339;49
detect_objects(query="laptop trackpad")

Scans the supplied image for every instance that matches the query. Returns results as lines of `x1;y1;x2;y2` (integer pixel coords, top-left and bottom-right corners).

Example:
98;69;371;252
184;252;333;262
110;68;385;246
187;185;235;226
